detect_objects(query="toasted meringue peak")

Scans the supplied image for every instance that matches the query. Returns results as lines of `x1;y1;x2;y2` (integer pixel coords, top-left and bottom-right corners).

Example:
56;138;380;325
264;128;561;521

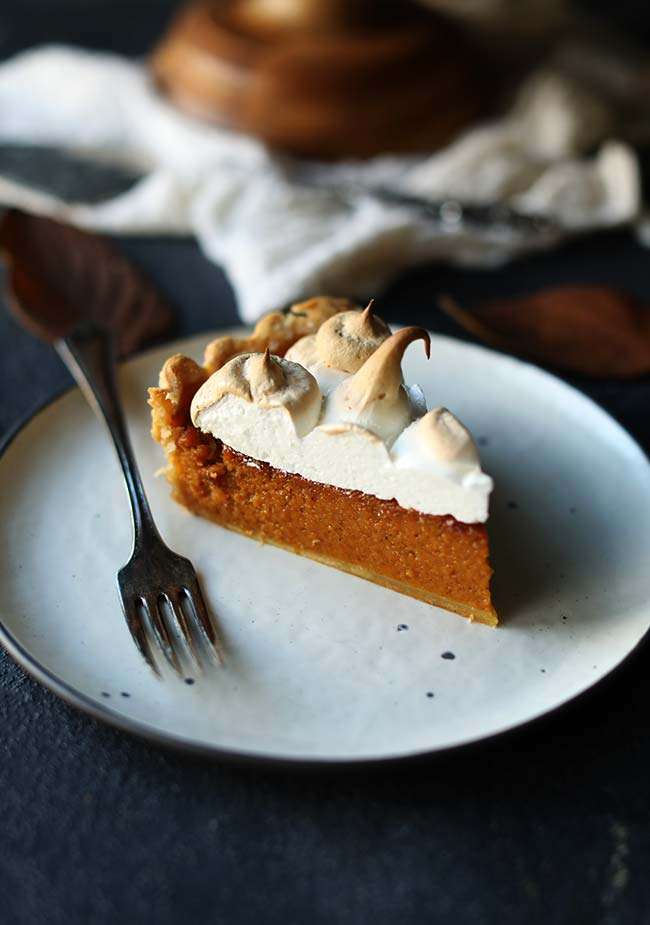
284;334;344;395
284;334;318;372
324;327;430;444
285;302;392;394
314;300;392;373
362;298;375;319
395;407;479;468
351;327;431;403
248;348;287;400
191;351;322;436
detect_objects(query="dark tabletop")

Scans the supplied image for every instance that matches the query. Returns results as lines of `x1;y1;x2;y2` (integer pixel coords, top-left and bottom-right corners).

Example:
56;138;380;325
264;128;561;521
2;4;650;925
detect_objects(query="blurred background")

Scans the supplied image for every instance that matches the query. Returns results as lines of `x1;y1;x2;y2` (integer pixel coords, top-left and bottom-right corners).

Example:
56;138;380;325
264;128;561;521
2;1;650;57
2;0;650;414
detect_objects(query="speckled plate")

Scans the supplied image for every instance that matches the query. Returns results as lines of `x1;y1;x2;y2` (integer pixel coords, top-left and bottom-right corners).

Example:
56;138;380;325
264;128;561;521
2;332;650;766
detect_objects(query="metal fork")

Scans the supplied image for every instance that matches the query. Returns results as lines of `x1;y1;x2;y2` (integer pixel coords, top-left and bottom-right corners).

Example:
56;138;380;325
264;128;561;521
57;322;221;677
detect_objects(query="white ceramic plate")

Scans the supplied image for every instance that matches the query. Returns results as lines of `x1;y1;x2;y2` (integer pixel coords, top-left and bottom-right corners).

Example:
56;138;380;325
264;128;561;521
2;332;650;765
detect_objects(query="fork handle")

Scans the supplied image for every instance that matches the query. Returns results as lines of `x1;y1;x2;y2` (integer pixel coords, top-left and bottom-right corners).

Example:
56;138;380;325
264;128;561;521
56;322;161;551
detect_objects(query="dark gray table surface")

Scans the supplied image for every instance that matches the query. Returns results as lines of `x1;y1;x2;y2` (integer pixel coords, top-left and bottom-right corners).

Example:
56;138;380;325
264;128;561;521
2;5;650;925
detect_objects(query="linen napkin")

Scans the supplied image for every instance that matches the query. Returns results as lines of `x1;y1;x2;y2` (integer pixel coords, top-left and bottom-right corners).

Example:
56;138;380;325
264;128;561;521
0;45;643;323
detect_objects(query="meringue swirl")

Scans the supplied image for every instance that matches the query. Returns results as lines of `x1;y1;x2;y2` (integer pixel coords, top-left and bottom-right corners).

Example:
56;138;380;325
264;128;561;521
323;327;430;445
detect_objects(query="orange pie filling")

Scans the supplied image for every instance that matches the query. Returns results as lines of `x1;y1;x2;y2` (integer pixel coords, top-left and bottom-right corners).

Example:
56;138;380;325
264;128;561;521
149;297;497;626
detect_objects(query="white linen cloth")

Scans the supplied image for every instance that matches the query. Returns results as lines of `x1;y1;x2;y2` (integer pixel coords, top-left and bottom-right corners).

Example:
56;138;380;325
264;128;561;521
0;45;643;322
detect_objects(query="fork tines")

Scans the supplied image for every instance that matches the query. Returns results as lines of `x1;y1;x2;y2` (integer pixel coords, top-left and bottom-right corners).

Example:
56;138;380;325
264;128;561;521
118;568;221;678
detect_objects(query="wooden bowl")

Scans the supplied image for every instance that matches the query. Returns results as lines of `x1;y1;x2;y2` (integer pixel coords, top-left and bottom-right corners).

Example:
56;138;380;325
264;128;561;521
150;0;493;159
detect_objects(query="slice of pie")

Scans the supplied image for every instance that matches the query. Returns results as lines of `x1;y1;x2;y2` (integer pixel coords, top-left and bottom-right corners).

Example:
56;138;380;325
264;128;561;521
149;296;497;625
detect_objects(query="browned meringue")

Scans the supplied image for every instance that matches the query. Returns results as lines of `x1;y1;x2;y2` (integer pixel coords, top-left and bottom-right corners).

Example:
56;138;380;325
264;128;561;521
314;301;391;373
189;328;492;522
191;349;322;436
393;407;479;469
285;302;391;391
202;296;353;375
323;327;431;444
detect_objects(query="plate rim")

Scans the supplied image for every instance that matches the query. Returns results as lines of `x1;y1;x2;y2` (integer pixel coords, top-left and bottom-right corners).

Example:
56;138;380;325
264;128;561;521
2;333;650;769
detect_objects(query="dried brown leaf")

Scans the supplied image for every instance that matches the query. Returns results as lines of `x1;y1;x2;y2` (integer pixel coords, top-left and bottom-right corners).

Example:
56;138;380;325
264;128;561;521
0;210;174;356
438;286;650;379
